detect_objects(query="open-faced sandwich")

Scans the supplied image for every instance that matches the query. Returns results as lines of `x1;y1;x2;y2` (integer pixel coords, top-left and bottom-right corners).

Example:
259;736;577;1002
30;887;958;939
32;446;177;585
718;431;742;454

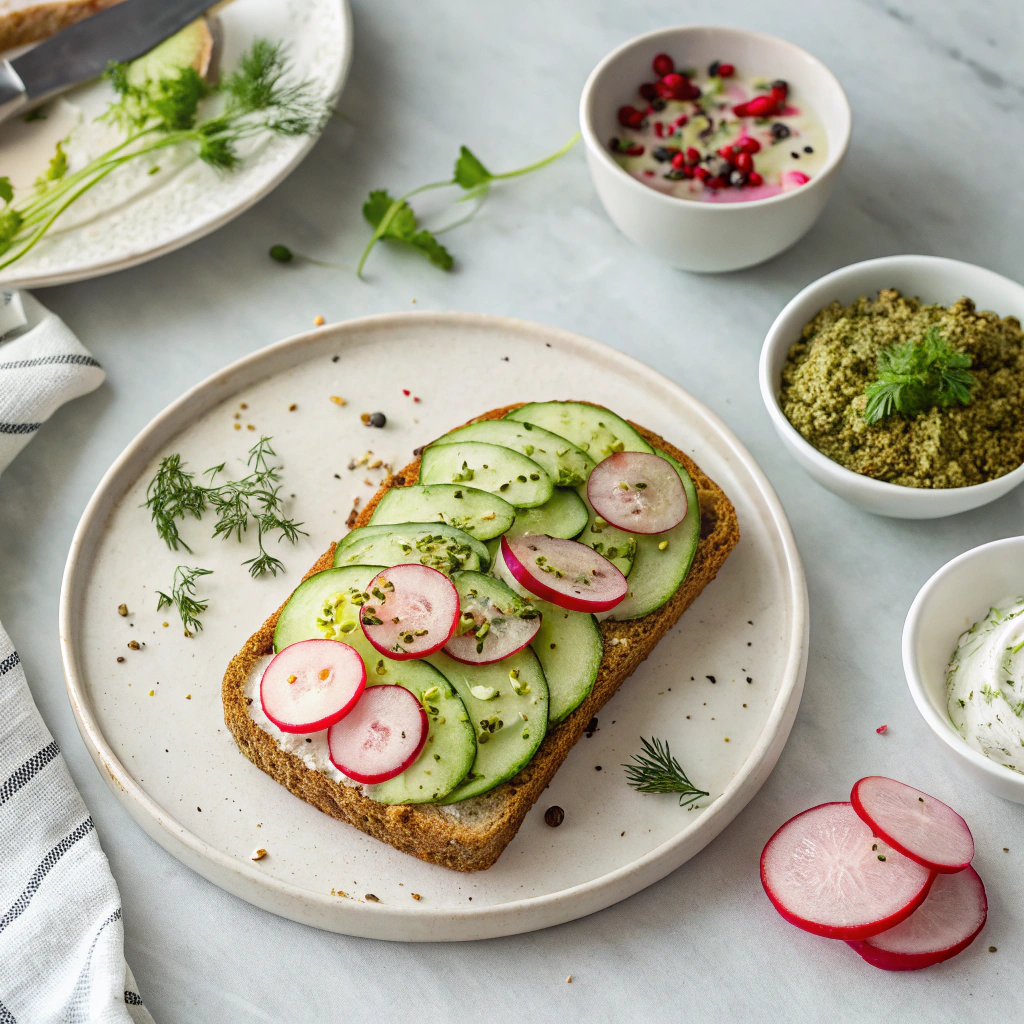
223;401;739;870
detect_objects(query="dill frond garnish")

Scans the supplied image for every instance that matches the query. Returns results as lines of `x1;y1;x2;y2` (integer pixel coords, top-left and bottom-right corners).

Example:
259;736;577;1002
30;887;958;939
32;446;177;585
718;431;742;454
144;435;306;578
156;565;213;636
623;736;708;809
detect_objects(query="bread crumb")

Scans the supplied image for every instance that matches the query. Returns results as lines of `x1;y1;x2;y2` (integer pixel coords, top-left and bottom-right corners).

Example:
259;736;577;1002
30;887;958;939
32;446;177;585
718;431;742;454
330;395;347;406
314;315;325;327
566;975;572;984
251;848;267;861
411;893;421;900
364;893;380;903
117;603;128;616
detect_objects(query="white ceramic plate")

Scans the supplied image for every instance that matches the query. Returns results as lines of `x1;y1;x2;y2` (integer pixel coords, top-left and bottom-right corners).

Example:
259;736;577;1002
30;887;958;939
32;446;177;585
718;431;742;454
0;0;351;289
59;313;808;941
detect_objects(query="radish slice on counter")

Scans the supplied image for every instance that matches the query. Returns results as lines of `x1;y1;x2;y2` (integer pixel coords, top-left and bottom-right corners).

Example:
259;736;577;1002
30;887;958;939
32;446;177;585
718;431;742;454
328;684;428;783
359;564;459;660
260;639;366;734
587;451;687;534
851;776;975;874
847;866;987;971
760;802;935;939
500;533;627;613
444;599;541;666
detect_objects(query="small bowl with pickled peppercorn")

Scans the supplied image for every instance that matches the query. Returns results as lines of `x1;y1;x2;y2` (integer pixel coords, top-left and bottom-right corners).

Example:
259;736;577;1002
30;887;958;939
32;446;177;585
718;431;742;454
579;25;851;272
760;255;1024;518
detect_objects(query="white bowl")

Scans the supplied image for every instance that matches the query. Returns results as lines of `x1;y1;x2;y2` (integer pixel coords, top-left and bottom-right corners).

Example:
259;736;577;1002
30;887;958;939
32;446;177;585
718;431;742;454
579;25;851;273
903;537;1024;803
760;255;1024;518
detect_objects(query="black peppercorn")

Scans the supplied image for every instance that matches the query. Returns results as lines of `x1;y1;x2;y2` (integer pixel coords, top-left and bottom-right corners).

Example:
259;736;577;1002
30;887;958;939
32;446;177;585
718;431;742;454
368;412;386;428
770;122;791;141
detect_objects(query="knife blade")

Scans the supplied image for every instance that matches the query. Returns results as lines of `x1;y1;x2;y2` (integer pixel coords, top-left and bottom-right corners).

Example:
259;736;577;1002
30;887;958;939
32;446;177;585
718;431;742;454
0;0;214;123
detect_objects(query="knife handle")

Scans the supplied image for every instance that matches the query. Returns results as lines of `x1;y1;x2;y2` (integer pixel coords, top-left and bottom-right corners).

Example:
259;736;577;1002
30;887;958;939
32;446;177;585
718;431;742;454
0;60;27;125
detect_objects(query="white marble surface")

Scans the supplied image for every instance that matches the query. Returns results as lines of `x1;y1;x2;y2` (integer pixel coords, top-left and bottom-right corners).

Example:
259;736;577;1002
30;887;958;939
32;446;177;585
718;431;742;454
2;0;1022;1019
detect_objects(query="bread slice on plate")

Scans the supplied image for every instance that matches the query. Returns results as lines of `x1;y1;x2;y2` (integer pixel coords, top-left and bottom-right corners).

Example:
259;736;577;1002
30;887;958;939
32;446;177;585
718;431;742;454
223;404;739;871
0;0;127;52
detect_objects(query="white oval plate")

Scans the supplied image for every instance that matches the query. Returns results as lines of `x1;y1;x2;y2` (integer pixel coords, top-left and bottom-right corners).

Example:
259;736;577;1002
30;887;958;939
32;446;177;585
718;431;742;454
59;312;807;941
0;0;351;289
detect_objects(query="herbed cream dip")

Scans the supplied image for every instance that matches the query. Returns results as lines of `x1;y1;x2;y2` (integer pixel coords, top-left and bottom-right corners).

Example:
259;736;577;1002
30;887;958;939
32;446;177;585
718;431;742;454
947;598;1024;772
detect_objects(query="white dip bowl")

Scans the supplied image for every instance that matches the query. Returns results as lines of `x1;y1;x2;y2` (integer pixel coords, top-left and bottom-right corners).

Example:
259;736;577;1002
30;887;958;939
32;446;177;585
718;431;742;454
760;255;1024;518
579;25;851;273
903;537;1024;804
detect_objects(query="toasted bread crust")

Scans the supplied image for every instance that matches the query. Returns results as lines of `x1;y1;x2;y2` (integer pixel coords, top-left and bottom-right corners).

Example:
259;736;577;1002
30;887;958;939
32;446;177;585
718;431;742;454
0;0;127;51
223;405;739;870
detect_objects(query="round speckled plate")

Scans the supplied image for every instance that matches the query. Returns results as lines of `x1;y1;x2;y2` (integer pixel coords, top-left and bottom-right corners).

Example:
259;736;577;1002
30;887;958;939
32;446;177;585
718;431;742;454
0;0;350;289
59;312;807;941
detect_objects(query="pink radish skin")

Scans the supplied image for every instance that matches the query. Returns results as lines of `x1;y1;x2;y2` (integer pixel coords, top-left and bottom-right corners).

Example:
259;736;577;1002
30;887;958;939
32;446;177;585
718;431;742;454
260;639;366;735
444;605;541;666
500;533;627;613
761;802;935;940
328;684;428;784
587;450;688;534
359;564;459;661
851;776;975;874
847;866;987;971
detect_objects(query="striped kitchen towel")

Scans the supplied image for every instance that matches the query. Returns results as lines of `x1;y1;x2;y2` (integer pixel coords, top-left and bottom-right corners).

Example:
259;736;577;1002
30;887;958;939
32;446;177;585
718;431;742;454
0;294;152;1022
0;290;105;479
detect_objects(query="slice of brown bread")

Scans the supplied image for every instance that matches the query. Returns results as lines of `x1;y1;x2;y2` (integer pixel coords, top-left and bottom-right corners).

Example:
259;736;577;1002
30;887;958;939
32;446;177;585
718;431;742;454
222;404;739;871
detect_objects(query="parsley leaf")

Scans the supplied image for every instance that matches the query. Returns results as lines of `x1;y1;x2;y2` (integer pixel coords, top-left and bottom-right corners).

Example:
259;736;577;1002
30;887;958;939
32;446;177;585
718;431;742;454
453;146;492;189
864;327;975;425
359;189;452;274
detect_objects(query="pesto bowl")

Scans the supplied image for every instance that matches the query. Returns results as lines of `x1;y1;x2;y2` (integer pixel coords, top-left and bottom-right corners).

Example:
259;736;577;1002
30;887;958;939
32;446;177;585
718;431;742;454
903;537;1024;803
759;255;1024;518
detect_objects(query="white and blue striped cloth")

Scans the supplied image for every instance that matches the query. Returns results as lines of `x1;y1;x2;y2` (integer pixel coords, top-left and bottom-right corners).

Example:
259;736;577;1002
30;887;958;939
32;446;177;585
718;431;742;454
0;293;153;1023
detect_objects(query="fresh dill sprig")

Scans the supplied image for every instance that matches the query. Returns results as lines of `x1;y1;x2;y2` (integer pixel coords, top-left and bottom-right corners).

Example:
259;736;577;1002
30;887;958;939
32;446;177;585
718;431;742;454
623;737;708;809
143;435;306;578
864;327;975;425
0;40;333;270
157;565;214;636
356;134;579;278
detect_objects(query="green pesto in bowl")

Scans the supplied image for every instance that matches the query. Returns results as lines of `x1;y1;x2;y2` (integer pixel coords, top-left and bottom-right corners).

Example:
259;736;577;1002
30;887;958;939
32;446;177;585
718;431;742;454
779;289;1024;488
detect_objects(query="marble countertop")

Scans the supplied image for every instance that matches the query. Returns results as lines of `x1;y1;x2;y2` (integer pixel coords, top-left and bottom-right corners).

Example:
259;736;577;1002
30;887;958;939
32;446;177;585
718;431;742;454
2;0;1022;1019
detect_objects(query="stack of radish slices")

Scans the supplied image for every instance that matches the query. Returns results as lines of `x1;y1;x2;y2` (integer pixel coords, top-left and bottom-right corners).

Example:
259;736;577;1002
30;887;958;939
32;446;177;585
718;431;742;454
761;777;986;971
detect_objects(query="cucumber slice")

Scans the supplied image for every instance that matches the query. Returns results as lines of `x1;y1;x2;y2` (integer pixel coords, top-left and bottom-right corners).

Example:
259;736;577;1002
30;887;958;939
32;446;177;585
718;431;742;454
505;401;653;459
578;488;637;577
606;452;700;621
273;566;476;803
428;649;548;803
447;570;540;663
368;484;514;541
440;420;595;488
508;487;589;540
420;441;553;509
334;523;490;574
529;599;603;723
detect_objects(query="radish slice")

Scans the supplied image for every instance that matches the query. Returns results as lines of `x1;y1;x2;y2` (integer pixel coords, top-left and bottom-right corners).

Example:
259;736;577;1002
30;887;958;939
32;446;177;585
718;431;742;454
260;639;366;734
760;802;935;939
359;564;459;661
851;776;975;874
847;866;987;971
500;533;627;613
444;598;541;666
587;451;688;534
327;684;428;783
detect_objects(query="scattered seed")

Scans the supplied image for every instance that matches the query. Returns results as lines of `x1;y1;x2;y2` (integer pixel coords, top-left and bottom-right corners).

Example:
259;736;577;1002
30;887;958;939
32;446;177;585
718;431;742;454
989;946;997;953
330;395;347;406
411;893;422;900
240;403;248;410
127;640;140;651
117;603;128;616
186;694;192;700
566;976;572;984
313;315;325;327
365;893;380;903
148;689;154;696
706;675;716;684
595;765;602;771
544;805;565;827
289;403;297;412
876;724;888;734
116;656;125;663
233;423;241;430
162;622;169;628
246;423;256;431
252;848;267;861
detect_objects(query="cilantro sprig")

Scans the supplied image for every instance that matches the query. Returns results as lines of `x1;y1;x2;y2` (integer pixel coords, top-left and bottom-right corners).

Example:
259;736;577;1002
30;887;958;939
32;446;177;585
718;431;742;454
863;327;975;425
0;40;332;271
357;134;579;277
